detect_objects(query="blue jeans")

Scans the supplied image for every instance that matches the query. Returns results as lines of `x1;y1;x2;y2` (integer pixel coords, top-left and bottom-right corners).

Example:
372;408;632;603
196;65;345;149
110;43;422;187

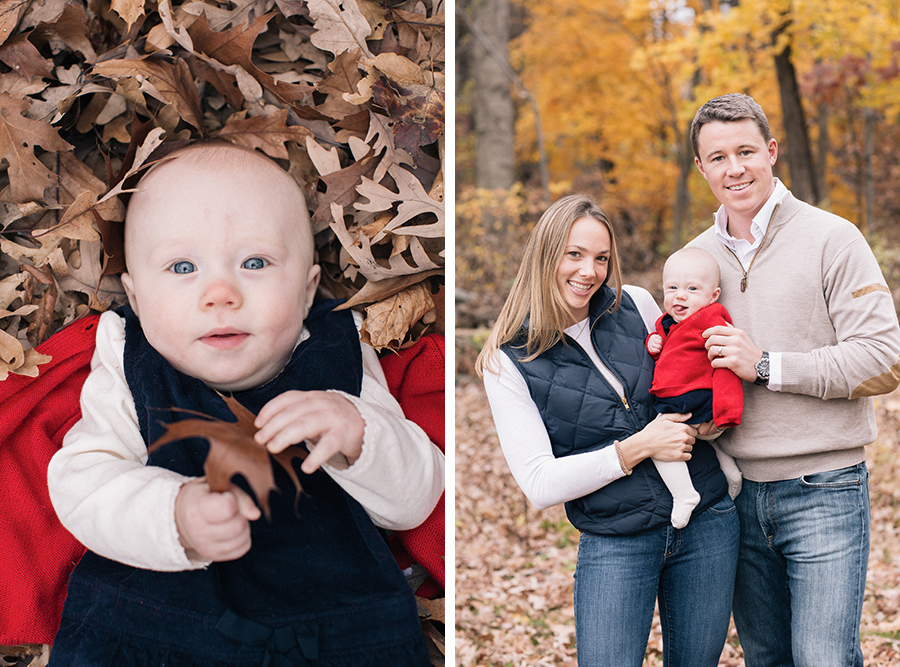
573;495;739;667
732;463;870;667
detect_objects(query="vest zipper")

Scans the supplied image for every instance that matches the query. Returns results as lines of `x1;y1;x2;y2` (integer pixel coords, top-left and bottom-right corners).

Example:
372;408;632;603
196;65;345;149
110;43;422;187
726;203;778;292
583;342;643;432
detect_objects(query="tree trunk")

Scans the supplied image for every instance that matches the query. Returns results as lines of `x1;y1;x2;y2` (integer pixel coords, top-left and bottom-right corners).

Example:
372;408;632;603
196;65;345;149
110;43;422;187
671;119;693;251
816;104;829;204
863;107;876;234
773;41;820;204
471;0;515;190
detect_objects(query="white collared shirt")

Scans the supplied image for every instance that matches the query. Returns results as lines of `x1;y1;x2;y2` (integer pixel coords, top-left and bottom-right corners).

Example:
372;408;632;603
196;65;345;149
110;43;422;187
710;177;787;391
712;177;788;269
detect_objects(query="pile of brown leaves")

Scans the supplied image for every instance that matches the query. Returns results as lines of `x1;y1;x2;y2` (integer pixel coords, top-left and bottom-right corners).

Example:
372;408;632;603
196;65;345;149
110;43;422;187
0;0;444;380
455;376;900;666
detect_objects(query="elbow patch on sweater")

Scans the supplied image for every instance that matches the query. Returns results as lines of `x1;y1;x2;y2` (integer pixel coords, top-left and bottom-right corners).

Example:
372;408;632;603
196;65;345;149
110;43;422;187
851;283;890;298
852;358;900;399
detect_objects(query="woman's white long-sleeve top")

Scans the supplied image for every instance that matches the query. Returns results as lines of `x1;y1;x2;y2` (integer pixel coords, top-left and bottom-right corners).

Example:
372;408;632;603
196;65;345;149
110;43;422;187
48;310;444;572
482;285;661;510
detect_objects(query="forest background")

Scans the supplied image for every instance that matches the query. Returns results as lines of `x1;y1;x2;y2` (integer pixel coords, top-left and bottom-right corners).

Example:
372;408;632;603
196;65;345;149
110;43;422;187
455;0;900;665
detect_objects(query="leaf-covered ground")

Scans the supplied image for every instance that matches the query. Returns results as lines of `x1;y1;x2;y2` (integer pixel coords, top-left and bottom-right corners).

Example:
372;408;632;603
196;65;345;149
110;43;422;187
455;376;900;666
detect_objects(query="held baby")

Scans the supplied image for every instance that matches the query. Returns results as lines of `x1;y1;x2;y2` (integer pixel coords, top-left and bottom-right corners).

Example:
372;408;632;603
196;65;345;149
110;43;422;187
646;248;743;528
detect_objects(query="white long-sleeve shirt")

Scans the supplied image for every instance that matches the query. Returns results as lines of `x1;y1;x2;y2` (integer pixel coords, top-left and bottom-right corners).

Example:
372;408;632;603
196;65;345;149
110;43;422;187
482;285;661;510
48;310;444;571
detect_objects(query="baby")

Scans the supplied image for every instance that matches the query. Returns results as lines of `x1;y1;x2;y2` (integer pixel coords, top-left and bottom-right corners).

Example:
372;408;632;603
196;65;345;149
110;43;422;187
47;142;443;665
646;247;743;528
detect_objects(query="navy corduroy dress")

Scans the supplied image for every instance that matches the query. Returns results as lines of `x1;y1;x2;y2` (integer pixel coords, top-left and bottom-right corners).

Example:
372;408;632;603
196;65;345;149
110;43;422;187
50;301;429;666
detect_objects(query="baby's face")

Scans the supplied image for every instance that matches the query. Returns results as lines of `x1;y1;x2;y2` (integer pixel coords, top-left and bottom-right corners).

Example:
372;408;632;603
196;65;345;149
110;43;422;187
121;149;319;391
662;257;720;323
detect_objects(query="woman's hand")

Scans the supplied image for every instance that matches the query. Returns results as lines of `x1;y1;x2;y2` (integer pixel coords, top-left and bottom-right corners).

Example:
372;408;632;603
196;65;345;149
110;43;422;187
174;478;261;562
618;413;696;471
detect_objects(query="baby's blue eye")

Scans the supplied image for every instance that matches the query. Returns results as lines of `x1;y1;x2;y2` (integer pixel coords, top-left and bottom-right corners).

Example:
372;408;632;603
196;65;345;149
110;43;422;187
242;257;267;270
171;261;195;274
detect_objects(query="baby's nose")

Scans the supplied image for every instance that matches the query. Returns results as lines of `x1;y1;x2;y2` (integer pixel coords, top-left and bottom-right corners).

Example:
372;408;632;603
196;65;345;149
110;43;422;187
202;279;242;309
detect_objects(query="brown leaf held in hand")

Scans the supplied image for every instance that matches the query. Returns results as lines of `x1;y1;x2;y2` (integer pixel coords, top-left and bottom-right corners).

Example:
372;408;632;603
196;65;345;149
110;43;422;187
148;394;307;521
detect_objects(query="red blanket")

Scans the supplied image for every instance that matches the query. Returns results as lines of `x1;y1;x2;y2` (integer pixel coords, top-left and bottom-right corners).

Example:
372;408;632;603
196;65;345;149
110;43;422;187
0;316;444;646
381;334;446;599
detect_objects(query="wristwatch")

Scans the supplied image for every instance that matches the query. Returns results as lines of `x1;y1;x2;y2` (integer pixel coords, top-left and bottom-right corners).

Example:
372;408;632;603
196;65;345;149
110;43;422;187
754;352;770;386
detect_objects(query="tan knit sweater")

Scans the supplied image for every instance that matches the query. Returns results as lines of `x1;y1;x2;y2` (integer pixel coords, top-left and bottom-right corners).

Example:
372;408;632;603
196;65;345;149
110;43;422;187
689;192;900;481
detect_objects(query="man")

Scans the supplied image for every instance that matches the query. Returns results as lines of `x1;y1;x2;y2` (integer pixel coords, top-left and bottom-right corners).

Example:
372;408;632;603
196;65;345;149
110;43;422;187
687;92;900;667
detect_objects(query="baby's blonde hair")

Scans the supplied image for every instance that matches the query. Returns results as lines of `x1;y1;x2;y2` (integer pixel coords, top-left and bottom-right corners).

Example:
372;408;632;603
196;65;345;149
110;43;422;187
663;247;721;288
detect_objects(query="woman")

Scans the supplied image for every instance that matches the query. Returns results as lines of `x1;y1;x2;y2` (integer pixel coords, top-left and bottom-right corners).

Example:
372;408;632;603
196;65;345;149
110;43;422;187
475;194;739;666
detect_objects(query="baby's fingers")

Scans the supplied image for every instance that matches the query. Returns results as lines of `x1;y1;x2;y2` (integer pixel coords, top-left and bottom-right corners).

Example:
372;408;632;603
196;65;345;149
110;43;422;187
300;436;334;475
230;484;261;522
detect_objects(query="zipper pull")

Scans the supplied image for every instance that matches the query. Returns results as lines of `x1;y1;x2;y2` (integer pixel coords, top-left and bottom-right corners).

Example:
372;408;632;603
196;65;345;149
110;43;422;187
621;396;631;411
740;274;747;292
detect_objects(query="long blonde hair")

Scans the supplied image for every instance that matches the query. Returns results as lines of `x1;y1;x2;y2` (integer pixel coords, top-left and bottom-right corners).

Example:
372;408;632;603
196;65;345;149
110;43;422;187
475;194;623;378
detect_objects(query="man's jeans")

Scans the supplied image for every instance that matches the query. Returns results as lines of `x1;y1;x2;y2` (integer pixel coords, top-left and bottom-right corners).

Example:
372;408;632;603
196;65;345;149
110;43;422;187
573;495;739;666
733;463;870;667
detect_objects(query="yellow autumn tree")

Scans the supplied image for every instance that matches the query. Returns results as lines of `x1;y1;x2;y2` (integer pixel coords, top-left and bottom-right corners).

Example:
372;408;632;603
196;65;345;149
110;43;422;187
511;0;695;241
507;0;900;248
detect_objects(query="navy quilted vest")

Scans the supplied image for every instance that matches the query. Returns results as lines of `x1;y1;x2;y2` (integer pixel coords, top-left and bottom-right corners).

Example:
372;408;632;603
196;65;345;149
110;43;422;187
55;300;426;663
503;287;727;535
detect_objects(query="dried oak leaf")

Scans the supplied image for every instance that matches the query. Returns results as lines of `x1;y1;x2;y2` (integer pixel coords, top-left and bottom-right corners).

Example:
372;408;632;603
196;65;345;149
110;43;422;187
111;0;145;32
21;263;57;344
307;0;373;58
311;151;378;232
148;393;307;521
0;33;52;82
339;269;442;309
355;164;443;241
330;205;441;282
212;108;313;160
32;3;98;64
0;327;50;380
0;0;26;49
92;56;204;131
56;240;126;310
0;92;73;203
359;281;435;351
187;11;312;107
364;53;444;153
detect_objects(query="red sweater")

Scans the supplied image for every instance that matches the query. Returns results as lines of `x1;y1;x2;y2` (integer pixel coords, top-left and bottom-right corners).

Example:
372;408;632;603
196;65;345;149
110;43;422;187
647;302;743;428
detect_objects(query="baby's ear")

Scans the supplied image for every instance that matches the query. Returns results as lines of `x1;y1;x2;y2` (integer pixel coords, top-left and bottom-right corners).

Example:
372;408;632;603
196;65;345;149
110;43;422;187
712;286;721;302
120;272;140;316
304;264;321;312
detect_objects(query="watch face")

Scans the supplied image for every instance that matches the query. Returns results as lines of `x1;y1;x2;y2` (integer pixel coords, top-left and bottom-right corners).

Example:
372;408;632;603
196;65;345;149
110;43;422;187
756;353;770;382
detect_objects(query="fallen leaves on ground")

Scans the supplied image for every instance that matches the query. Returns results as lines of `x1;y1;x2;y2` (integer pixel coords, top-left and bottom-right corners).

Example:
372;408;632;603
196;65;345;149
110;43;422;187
455;377;900;666
0;0;445;380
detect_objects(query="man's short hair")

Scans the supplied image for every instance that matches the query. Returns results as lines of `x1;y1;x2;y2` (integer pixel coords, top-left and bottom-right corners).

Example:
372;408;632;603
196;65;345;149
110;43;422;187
690;93;772;160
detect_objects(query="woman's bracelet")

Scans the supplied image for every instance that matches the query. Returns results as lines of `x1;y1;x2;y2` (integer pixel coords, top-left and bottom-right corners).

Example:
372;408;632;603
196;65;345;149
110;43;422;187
614;440;632;476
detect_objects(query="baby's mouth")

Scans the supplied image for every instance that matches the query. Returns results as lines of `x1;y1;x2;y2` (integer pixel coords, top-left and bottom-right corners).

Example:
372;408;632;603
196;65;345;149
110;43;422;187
200;329;250;349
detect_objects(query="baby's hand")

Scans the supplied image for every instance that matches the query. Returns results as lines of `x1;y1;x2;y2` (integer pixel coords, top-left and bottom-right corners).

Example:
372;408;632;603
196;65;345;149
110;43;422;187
647;333;663;355
175;478;261;562
254;391;365;474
